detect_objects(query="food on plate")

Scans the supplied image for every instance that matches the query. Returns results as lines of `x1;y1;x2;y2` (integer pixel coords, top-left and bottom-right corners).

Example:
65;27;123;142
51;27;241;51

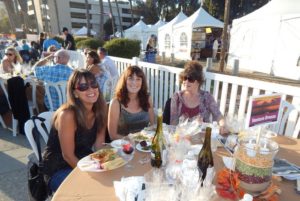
100;157;126;170
90;148;117;163
140;140;151;151
130;132;151;141
122;143;134;154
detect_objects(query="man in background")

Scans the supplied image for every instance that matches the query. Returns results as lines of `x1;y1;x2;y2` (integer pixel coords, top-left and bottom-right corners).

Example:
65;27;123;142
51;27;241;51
62;27;76;50
97;47;118;77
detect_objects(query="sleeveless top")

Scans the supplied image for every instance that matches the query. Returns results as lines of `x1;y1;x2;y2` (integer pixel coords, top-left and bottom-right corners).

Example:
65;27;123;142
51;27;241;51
117;104;150;135
181;103;200;119
43;121;98;180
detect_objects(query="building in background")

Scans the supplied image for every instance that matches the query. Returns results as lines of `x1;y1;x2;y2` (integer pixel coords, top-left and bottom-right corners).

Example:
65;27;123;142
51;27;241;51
28;0;140;36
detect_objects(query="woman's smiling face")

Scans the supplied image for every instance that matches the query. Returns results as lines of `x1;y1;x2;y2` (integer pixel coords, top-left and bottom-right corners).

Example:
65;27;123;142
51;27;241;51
126;73;142;94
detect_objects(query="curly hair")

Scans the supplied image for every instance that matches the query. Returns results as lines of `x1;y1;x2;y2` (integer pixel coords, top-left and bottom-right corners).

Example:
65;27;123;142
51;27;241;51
115;66;150;111
179;61;204;86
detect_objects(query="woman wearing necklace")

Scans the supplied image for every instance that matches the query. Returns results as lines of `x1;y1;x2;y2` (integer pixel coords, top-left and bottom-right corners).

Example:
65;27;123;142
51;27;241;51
170;61;226;133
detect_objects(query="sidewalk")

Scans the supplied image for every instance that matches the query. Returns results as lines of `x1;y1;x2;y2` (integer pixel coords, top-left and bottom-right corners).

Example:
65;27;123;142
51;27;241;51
0;126;32;201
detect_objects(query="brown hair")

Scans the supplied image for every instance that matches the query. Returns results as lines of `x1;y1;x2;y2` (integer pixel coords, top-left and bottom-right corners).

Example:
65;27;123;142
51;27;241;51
53;69;107;132
179;61;204;86
115;66;150;111
87;50;100;64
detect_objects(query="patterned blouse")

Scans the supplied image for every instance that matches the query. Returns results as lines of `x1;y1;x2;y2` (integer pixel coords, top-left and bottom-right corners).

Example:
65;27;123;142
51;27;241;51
170;90;223;125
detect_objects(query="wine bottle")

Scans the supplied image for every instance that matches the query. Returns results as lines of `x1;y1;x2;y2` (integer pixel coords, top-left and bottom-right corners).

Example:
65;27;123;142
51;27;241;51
197;127;214;184
151;108;163;168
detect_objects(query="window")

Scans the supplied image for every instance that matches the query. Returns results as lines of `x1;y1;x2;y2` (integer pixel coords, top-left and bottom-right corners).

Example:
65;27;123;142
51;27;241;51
122;8;131;14
180;33;188;48
165;34;170;49
70;12;92;19
71;22;92;29
69;2;91;9
122;17;132;23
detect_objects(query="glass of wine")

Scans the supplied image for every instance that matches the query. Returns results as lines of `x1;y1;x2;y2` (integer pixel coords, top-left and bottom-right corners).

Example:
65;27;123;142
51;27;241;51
119;136;135;171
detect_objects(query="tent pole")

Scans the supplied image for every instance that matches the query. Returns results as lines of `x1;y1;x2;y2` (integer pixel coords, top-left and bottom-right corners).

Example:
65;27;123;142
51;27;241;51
219;0;231;72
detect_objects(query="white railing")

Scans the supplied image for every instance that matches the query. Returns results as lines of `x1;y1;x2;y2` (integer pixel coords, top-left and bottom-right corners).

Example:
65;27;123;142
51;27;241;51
110;56;300;137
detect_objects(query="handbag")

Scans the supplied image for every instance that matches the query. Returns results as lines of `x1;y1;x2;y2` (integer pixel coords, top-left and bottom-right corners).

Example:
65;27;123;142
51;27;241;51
28;116;49;201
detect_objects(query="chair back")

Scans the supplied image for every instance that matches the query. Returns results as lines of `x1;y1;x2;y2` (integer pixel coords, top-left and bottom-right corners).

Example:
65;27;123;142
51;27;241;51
24;77;39;114
37;111;54;138
44;80;67;111
273;100;300;138
24;117;50;159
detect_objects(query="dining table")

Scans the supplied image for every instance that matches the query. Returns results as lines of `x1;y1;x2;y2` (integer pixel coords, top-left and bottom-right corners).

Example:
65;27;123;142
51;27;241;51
52;135;300;201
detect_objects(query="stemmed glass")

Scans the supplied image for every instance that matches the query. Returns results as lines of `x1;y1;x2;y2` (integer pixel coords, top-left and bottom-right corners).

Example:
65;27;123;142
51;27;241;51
118;136;135;171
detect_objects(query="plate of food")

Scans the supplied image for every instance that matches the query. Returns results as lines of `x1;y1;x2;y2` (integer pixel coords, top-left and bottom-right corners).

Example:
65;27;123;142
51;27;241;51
136;140;152;153
77;148;127;172
129;132;153;142
110;139;129;149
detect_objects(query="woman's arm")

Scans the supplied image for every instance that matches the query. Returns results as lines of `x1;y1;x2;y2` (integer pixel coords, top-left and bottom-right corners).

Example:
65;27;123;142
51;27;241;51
56;109;78;168
108;99;124;140
93;127;106;150
1;59;13;73
148;96;155;125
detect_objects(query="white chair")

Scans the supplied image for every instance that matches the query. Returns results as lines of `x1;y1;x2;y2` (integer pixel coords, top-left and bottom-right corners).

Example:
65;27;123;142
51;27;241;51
271;100;300;138
0;77;18;136
24;77;39;115
24;113;53;159
44;80;67;111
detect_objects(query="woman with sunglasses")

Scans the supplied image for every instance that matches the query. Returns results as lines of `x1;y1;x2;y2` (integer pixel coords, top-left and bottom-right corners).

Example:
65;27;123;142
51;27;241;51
170;61;226;130
85;50;110;93
0;46;22;74
108;66;155;140
43;69;107;192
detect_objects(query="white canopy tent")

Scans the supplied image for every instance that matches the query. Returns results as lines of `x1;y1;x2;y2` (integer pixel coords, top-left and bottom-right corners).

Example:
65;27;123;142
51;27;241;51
157;11;187;57
147;19;167;38
228;0;300;80
124;19;149;50
74;26;97;36
172;7;224;60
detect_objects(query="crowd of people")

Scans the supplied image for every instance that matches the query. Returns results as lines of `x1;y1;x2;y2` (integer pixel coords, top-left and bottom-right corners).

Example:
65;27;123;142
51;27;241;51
0;28;227;194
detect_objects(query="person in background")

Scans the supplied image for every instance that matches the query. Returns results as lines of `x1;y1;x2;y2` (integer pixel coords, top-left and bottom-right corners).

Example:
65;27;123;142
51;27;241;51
39;32;46;54
33;49;73;110
62;27;76;50
108;66;155;140
43;35;61;52
42;45;57;58
97;47;118;78
169;61;226;133
0;46;22;74
43;69;107;192
212;38;219;61
85;50;110;93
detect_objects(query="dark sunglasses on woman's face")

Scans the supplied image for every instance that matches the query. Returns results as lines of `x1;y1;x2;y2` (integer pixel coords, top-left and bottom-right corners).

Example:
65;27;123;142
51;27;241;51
183;76;196;83
5;53;13;56
74;81;98;91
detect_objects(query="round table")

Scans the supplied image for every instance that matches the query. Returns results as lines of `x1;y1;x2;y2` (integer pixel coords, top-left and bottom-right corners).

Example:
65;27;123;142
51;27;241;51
52;136;300;201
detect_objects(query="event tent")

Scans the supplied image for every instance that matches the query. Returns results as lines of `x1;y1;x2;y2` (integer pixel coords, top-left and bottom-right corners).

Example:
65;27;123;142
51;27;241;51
172;7;224;60
147;19;167;38
157;11;187;57
227;0;300;80
74;26;97;36
124;19;149;50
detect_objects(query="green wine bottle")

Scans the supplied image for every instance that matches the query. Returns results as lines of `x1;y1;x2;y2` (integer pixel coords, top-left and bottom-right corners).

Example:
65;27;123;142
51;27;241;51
197;127;214;184
151;108;163;168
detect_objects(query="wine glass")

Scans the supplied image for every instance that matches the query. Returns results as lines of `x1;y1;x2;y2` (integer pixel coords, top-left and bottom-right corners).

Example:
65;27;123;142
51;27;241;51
118;136;135;171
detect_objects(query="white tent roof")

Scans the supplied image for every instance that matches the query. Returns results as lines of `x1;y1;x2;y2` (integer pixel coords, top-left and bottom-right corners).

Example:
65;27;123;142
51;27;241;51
158;11;187;32
173;7;224;29
124;19;149;34
74;26;97;36
147;19;166;35
228;0;300;80
124;19;150;50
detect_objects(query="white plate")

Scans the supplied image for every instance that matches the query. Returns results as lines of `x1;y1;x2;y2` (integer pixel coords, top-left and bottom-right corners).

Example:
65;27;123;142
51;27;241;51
77;149;127;172
111;139;127;149
136;142;151;153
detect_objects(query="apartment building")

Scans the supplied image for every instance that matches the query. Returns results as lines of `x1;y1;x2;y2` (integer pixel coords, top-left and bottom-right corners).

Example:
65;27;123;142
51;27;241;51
29;0;139;35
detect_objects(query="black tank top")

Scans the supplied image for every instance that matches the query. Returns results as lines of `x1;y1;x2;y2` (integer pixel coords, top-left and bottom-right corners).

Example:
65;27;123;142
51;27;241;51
43;121;98;179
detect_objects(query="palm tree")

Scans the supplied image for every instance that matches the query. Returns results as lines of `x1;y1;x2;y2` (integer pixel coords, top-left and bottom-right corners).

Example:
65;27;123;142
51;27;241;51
114;0;123;37
98;0;104;39
128;0;134;26
3;0;17;33
85;0;91;37
53;0;61;34
107;0;115;36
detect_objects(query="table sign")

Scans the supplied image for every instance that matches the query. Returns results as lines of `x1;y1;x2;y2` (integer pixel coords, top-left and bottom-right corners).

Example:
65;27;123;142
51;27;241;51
245;93;282;128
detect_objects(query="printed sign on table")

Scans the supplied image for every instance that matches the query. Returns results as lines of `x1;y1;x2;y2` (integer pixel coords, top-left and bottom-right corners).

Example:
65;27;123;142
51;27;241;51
246;94;282;128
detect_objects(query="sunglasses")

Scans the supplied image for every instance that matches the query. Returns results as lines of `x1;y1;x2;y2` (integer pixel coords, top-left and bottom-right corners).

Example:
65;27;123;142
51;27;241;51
75;81;98;91
5;53;13;56
182;76;196;83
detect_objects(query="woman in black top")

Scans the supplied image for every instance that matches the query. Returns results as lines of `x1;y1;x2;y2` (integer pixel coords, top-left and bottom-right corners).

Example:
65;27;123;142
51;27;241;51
43;70;107;192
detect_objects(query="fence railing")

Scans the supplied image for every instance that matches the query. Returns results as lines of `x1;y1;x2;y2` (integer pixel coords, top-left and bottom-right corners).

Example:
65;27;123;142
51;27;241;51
110;56;300;136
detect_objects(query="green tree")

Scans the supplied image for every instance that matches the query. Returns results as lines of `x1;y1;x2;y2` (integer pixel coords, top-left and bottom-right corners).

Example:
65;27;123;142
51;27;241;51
0;16;12;33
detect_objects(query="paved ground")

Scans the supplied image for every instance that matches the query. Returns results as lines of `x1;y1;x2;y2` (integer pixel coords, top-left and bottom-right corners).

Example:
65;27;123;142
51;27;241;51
0;126;33;201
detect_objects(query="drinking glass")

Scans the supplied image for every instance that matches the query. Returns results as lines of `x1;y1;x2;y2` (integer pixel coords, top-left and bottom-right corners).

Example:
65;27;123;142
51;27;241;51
118;136;135;171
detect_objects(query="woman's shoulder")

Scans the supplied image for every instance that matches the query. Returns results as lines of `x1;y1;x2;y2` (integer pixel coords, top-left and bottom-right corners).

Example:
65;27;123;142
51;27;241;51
57;108;76;121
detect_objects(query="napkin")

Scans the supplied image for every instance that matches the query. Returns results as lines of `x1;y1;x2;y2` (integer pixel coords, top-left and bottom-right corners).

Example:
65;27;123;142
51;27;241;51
114;176;145;201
